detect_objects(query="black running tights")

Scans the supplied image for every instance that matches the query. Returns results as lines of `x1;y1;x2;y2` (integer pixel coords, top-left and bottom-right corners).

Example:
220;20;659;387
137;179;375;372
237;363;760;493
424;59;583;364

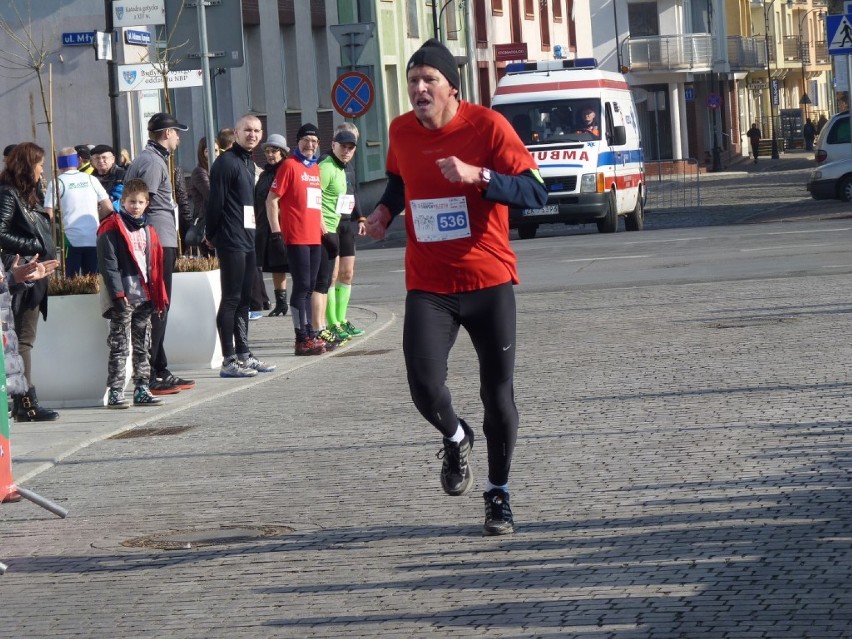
403;282;518;486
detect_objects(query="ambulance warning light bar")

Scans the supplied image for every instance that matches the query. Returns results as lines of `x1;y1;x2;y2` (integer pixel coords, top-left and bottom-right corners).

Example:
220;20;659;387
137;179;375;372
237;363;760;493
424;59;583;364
505;58;598;74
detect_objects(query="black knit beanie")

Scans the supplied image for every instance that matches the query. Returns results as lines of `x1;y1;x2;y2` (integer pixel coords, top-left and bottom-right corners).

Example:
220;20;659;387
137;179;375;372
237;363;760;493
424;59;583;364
406;38;460;90
297;123;319;140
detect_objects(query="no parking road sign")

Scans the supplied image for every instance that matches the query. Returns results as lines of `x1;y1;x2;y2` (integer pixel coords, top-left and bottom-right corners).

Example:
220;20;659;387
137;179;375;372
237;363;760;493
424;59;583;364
332;71;374;118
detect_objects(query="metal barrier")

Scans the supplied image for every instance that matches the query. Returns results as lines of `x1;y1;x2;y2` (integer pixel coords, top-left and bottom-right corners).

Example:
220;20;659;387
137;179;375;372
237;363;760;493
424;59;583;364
644;158;701;211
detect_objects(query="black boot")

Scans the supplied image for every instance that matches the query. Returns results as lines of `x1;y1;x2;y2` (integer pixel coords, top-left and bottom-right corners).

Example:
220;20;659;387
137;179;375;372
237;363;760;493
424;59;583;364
268;289;289;316
15;386;59;422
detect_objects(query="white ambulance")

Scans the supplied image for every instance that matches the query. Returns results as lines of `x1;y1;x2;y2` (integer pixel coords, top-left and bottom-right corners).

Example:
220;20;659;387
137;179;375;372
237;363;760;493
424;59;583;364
491;58;645;238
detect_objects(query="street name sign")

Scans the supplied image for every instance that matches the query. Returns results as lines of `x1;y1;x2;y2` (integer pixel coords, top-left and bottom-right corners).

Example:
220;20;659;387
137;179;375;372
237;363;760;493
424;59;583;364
63;32;94;46
125;29;152;46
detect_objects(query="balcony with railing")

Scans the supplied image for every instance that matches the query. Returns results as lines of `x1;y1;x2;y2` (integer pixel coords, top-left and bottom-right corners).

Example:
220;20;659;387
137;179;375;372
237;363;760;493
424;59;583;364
625;33;713;73
783;35;802;61
728;36;766;71
768;36;832;66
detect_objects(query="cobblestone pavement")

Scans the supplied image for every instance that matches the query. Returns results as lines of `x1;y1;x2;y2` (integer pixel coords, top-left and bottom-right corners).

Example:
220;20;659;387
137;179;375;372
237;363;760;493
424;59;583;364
1;270;850;637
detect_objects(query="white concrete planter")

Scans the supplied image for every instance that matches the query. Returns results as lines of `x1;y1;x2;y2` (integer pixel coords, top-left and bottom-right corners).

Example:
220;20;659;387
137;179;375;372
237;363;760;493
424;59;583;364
163;269;222;370
32;293;123;408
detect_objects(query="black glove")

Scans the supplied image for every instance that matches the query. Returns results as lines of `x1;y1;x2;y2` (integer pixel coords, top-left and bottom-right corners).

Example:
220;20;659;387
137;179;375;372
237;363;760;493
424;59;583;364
111;297;127;315
269;232;287;260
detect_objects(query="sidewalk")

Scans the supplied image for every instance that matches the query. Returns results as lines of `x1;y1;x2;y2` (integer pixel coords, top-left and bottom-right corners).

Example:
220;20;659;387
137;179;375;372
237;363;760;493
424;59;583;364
711;148;817;176
9;303;393;485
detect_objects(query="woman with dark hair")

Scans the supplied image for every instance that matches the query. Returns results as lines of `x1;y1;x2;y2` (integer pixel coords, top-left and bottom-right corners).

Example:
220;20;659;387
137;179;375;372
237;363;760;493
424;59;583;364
0;142;60;421
187;136;217;257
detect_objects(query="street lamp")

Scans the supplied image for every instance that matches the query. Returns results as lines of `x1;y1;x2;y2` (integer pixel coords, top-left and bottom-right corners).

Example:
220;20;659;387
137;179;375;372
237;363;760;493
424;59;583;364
763;0;793;159
798;9;826;120
433;0;467;41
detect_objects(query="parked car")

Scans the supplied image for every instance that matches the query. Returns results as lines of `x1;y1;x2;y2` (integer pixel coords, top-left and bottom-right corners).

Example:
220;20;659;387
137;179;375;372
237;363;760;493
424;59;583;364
814;111;850;164
806;157;852;201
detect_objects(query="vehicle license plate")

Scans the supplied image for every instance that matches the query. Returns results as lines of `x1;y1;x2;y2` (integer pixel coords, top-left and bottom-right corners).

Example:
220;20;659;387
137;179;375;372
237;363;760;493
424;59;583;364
522;204;558;217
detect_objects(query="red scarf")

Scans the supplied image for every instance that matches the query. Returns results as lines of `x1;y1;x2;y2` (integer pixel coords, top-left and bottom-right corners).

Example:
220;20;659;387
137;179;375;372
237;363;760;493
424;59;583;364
97;213;168;312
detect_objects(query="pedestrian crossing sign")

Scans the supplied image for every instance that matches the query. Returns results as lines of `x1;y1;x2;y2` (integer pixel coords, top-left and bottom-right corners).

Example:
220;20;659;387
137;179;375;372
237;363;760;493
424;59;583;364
827;15;852;55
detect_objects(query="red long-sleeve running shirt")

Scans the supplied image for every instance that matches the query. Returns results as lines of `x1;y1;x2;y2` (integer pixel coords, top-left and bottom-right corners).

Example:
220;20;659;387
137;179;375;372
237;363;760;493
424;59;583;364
386;101;539;293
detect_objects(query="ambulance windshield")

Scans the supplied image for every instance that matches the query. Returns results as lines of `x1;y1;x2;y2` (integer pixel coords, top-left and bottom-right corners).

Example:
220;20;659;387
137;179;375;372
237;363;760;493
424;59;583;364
494;100;602;144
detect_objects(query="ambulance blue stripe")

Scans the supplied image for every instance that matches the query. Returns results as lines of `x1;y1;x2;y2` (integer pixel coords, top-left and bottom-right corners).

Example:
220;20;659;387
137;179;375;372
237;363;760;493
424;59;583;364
597;150;644;166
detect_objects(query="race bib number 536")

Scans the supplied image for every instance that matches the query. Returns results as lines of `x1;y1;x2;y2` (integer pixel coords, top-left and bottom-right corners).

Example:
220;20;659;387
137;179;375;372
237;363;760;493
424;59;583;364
409;196;471;243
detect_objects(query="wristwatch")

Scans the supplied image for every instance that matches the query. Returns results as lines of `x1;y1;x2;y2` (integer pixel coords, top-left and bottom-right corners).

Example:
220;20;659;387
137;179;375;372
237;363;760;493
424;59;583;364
479;167;492;189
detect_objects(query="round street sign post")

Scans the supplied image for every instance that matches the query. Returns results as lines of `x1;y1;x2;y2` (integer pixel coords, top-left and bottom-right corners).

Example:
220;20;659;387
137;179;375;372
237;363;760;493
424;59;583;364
331;71;375;118
706;93;722;110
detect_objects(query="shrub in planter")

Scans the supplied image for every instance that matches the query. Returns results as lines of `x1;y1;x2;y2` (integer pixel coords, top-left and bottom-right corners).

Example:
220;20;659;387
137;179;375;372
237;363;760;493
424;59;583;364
174;256;219;273
47;272;100;295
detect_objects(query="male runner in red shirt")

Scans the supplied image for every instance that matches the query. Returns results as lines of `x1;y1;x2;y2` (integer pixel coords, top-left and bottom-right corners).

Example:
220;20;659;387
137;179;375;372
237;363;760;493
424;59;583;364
366;39;547;535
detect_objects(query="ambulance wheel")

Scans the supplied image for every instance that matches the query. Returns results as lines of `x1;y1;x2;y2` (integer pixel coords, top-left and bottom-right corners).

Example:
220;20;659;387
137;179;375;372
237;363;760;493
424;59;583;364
625;191;644;231
518;224;538;239
596;190;618;233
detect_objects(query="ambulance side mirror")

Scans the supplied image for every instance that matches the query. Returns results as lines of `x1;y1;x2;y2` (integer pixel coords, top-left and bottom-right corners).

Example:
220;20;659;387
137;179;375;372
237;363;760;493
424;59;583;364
610;126;627;146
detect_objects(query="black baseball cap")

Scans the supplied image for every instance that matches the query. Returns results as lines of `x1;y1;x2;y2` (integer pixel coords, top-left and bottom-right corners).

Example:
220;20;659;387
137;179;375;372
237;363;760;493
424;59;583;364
148;112;189;132
333;130;357;146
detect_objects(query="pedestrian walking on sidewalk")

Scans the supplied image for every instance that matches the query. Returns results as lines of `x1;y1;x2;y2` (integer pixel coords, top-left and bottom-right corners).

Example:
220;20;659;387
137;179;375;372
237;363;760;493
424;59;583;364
803;118;816;152
747;123;762;164
97;179;169;407
205;114;276;377
365;38;547;535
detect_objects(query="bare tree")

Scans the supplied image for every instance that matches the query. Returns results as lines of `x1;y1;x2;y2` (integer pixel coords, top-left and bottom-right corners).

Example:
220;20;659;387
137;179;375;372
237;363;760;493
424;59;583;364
0;0;64;273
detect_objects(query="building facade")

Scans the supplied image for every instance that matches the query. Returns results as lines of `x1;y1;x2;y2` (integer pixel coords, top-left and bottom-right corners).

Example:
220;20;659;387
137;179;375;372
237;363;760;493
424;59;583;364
0;0;836;187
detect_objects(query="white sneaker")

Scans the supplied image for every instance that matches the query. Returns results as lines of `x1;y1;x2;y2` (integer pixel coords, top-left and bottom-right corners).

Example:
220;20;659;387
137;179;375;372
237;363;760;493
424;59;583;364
220;359;258;378
242;356;276;373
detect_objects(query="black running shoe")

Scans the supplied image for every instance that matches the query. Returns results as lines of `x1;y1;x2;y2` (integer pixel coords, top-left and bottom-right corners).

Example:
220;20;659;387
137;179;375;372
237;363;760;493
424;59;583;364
483;488;514;535
437;418;474;496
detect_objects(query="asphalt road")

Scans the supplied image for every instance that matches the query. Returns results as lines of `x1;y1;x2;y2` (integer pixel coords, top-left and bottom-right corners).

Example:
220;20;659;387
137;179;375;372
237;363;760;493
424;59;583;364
2;152;851;638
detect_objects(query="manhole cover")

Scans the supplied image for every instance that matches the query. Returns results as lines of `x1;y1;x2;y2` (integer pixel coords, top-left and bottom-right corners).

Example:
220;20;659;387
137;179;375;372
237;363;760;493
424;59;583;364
110;425;196;439
336;348;394;357
122;525;293;550
707;317;797;329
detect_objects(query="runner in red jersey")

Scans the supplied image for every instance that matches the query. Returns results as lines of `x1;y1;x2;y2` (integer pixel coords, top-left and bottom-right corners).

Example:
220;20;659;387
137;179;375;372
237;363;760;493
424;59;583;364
366;38;547;535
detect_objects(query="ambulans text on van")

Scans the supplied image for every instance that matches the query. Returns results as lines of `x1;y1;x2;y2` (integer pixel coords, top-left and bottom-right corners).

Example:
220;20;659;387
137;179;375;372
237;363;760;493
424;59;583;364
491;58;645;238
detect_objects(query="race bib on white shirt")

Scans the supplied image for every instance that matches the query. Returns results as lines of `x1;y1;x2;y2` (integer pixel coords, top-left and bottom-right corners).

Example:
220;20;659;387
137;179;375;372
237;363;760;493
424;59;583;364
335;194;355;215
307;187;322;211
409;196;471;243
244;205;255;229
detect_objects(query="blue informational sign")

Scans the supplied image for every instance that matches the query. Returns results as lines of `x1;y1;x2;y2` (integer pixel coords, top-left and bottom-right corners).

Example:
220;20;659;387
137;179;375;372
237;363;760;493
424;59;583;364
331;71;375;118
125;30;152;46
684;86;695;102
826;15;852;55
62;32;94;46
